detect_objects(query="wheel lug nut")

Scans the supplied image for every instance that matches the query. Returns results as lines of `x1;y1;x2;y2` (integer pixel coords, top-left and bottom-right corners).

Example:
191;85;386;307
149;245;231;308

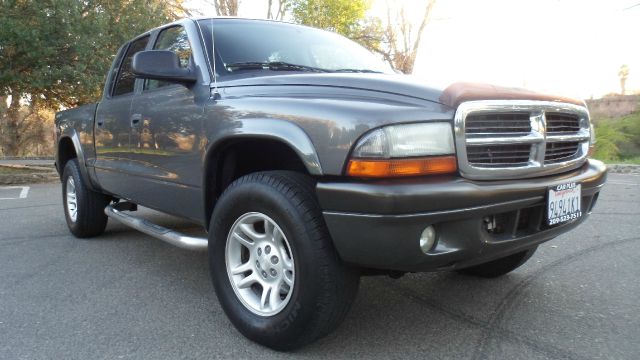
257;248;262;256
261;271;268;278
265;245;271;254
256;260;261;269
270;256;279;264
270;269;277;277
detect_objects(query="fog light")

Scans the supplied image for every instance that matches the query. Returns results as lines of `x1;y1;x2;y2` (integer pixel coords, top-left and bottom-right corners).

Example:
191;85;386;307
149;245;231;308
419;226;436;254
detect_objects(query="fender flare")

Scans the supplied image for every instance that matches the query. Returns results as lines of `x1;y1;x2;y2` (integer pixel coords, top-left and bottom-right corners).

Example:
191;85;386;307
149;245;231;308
202;118;323;227
204;118;323;176
58;129;99;192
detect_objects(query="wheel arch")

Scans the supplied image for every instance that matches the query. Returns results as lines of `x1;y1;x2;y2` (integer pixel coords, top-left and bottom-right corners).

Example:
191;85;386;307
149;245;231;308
57;130;97;191
202;120;323;229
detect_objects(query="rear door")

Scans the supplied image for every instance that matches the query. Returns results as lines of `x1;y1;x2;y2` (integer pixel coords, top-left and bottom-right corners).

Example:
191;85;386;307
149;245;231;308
94;35;150;197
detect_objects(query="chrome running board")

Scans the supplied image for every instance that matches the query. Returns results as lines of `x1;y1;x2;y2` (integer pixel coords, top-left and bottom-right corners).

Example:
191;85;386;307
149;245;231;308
104;203;208;251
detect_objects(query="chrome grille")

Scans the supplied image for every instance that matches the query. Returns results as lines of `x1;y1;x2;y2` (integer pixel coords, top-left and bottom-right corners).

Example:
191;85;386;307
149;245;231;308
465;113;531;134
545;141;580;164
546;113;580;133
467;144;531;166
454;100;591;180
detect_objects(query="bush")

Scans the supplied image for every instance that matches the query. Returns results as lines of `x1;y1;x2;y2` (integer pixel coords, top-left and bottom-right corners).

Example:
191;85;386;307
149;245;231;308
593;111;640;164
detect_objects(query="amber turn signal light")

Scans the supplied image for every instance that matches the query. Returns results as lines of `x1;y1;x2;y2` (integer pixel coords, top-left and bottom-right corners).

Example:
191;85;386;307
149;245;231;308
347;156;457;178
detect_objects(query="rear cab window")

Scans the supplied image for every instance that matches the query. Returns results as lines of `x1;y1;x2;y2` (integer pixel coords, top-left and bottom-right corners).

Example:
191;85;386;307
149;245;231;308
112;35;150;97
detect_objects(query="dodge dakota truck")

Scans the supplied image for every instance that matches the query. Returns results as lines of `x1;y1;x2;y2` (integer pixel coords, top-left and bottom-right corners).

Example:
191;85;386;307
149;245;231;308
54;18;607;350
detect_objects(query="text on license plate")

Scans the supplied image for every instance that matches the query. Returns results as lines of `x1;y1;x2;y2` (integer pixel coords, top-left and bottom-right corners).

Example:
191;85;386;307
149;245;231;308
547;182;582;226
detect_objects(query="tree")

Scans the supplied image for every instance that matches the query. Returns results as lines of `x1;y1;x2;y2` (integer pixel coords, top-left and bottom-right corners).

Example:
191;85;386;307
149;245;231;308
0;99;55;156
289;0;436;74
214;0;238;16
376;0;436;74
267;0;289;20
619;64;629;95
0;0;184;155
290;0;370;40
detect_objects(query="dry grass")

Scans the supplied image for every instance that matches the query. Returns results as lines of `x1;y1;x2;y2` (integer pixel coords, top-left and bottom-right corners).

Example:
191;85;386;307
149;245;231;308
0;165;50;175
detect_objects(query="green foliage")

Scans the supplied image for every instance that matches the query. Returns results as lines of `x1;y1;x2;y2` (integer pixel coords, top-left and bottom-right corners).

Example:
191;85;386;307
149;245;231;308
593;121;629;161
290;0;376;47
612;157;640;164
0;0;182;108
593;111;640;163
618;112;640;148
0;0;184;155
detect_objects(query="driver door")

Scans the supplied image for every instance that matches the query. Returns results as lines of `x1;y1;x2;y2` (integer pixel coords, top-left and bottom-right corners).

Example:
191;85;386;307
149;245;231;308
126;25;205;221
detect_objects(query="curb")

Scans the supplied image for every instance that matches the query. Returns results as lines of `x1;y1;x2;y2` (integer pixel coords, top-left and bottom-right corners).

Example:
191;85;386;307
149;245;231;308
0;165;59;185
607;164;640;174
0;173;59;185
0;156;54;160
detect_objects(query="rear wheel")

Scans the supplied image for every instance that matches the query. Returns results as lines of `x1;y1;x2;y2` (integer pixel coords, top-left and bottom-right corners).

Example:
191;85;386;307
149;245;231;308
62;159;110;238
456;246;538;278
209;171;359;350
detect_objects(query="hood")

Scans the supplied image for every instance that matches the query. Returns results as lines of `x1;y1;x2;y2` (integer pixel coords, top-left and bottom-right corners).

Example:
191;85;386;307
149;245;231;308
218;73;585;108
219;73;445;104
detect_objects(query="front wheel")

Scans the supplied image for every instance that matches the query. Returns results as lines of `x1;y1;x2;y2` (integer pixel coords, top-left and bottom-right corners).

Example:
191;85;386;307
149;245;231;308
456;246;538;278
209;171;359;350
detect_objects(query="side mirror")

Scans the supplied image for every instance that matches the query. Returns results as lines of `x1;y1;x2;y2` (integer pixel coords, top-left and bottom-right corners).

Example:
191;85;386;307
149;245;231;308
132;50;197;83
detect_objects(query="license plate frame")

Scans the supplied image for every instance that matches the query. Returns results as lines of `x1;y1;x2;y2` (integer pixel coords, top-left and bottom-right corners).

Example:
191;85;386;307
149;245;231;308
547;182;582;226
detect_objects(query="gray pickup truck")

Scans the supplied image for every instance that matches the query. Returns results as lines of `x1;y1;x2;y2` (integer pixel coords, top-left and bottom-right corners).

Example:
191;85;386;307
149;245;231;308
55;18;607;350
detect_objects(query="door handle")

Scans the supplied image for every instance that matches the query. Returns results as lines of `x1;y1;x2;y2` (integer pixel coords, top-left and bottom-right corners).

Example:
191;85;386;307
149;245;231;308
130;113;142;127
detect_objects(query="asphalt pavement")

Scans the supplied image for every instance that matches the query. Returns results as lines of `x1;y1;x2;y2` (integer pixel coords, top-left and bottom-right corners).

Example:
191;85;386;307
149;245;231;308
1;174;638;360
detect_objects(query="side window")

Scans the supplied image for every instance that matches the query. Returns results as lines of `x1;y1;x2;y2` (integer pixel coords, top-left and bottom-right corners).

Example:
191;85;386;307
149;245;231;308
113;36;149;96
145;26;192;91
106;45;127;96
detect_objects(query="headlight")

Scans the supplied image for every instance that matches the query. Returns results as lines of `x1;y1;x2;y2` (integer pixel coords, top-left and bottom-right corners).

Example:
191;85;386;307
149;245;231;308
352;123;455;158
347;122;457;178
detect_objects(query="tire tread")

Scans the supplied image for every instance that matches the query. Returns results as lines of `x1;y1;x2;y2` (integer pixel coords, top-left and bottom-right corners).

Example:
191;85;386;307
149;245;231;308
62;159;110;238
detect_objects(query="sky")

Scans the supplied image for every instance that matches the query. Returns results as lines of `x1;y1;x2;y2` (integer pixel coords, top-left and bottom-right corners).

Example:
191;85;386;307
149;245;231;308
186;0;640;99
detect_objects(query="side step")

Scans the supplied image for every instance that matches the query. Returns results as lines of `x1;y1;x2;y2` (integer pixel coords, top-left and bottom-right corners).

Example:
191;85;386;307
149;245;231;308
104;203;208;251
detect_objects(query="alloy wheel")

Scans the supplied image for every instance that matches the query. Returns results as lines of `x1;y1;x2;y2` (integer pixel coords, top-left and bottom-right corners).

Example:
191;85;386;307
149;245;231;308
225;212;295;316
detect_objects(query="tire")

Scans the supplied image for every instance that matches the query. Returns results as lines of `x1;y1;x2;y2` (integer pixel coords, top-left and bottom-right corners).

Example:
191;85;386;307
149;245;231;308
61;159;110;238
456;246;538;278
209;171;360;351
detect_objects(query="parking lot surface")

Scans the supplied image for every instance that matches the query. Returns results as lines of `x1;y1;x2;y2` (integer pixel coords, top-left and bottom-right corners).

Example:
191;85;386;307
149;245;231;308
1;174;638;360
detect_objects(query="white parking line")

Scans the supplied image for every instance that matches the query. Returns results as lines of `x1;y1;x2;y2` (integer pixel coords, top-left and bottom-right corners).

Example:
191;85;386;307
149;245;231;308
0;186;30;200
19;186;30;198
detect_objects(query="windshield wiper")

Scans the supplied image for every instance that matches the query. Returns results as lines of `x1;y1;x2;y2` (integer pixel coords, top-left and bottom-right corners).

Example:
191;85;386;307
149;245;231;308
332;68;384;74
225;61;330;73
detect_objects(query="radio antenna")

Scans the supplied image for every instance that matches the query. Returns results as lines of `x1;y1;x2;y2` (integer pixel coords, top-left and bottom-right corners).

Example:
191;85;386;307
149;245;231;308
210;18;220;99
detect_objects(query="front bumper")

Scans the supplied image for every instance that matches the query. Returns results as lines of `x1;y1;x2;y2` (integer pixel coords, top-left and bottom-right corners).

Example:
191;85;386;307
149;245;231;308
317;159;607;272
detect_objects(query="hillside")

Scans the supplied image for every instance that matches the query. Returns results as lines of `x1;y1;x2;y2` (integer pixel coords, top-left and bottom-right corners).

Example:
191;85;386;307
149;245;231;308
592;108;640;164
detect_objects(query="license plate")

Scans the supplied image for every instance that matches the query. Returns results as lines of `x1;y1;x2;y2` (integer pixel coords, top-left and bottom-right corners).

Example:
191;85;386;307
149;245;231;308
547;182;582;226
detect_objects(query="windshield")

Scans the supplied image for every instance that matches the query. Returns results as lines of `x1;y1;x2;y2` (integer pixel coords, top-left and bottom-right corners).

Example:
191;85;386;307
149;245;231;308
197;19;392;76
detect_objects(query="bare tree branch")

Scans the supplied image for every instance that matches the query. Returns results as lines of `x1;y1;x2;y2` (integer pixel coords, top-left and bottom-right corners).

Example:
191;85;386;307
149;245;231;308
214;0;238;16
378;0;436;74
267;0;274;19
